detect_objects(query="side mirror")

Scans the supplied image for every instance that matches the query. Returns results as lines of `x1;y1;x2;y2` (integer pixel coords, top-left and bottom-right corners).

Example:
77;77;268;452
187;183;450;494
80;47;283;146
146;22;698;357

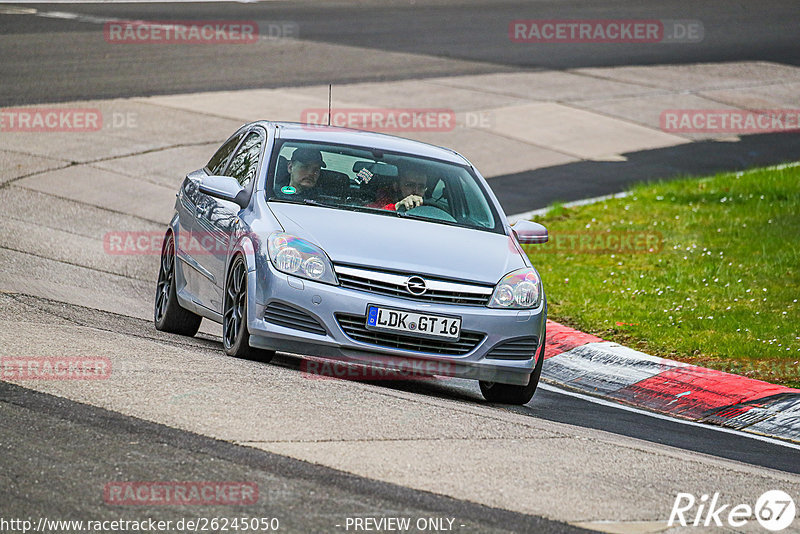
511;220;548;244
199;175;249;209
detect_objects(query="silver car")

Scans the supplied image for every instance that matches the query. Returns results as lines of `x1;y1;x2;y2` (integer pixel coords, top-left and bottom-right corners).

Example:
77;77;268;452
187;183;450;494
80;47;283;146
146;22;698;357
154;121;549;404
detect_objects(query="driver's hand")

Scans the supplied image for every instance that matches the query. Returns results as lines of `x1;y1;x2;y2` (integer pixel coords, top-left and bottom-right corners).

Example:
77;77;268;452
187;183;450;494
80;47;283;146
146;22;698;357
395;195;424;211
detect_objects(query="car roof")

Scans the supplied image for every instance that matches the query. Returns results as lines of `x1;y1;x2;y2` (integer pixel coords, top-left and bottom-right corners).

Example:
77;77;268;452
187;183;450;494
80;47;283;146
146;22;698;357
251;121;471;166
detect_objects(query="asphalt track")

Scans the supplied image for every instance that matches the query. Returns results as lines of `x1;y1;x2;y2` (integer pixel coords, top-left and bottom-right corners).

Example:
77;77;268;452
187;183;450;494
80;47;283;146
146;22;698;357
1;0;799;105
0;380;585;534
2;1;800;532
0;367;796;533
493;131;800;214
2;1;800;212
1;290;798;531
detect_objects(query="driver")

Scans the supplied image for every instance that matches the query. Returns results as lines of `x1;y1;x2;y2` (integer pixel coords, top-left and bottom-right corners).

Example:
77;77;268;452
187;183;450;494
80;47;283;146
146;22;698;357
369;164;429;211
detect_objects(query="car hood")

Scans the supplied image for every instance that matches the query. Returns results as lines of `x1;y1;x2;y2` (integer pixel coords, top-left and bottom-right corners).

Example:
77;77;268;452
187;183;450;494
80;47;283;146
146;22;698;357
267;202;526;284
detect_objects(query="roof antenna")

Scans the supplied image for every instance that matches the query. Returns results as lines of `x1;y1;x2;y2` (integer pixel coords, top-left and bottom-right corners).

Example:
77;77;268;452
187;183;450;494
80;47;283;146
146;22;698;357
327;84;332;126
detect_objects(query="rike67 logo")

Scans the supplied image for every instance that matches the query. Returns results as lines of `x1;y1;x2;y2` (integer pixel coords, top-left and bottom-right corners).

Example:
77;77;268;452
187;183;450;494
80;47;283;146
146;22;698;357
669;490;796;531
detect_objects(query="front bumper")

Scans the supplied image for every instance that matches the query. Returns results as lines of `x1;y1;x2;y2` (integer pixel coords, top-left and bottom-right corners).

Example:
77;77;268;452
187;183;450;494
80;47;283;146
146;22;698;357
247;263;546;386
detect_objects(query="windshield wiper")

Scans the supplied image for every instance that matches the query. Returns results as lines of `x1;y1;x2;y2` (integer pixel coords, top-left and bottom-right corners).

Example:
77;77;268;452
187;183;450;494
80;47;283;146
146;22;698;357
396;210;463;228
270;197;413;219
302;198;339;208
305;199;405;217
343;204;403;216
268;197;337;208
301;199;400;216
268;197;304;205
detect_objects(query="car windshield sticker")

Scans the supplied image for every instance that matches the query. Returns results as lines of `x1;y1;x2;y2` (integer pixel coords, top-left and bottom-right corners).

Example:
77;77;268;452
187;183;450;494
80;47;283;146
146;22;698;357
355;168;374;185
281;185;297;195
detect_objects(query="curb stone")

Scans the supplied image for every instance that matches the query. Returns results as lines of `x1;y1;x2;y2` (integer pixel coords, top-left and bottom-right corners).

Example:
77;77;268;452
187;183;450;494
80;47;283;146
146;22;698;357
541;320;800;443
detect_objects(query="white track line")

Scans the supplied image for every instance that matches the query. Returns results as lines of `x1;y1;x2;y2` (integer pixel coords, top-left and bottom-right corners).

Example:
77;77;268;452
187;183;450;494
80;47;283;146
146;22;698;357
507;192;630;223
539;383;800;451
3;5;298;43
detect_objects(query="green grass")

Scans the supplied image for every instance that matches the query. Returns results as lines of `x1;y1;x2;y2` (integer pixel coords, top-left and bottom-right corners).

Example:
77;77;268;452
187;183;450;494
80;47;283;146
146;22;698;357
524;163;800;388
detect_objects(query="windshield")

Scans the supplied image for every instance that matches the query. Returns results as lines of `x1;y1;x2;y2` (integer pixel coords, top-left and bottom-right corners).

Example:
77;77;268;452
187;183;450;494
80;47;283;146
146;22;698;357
267;140;502;233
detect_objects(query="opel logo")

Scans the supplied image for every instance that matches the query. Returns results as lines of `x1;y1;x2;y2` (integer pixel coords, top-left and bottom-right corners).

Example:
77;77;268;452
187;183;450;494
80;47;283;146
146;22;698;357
405;276;427;296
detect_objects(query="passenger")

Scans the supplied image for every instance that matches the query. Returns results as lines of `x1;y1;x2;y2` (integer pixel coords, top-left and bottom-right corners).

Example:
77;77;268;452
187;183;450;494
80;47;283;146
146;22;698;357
283;148;325;197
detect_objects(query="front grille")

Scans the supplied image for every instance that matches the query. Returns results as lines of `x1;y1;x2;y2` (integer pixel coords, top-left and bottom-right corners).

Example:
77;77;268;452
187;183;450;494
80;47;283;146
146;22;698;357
336;313;484;356
486;337;539;360
265;302;326;335
335;265;492;306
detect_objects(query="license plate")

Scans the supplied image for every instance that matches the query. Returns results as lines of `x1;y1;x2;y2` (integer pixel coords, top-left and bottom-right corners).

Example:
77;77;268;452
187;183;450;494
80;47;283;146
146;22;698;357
366;305;461;341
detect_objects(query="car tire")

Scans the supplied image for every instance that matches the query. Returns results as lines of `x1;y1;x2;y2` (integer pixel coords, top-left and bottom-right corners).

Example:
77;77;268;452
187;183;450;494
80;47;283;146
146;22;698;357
154;232;202;336
223;255;275;363
479;330;546;405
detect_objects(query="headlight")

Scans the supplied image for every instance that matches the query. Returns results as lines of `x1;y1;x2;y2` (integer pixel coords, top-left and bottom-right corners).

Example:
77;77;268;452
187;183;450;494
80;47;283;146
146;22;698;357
267;232;338;285
488;268;542;309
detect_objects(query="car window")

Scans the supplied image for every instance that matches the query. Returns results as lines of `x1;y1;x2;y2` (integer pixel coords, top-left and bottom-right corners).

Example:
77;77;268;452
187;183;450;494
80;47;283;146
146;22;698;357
207;132;244;175
267;140;502;234
460;175;494;228
225;132;263;188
